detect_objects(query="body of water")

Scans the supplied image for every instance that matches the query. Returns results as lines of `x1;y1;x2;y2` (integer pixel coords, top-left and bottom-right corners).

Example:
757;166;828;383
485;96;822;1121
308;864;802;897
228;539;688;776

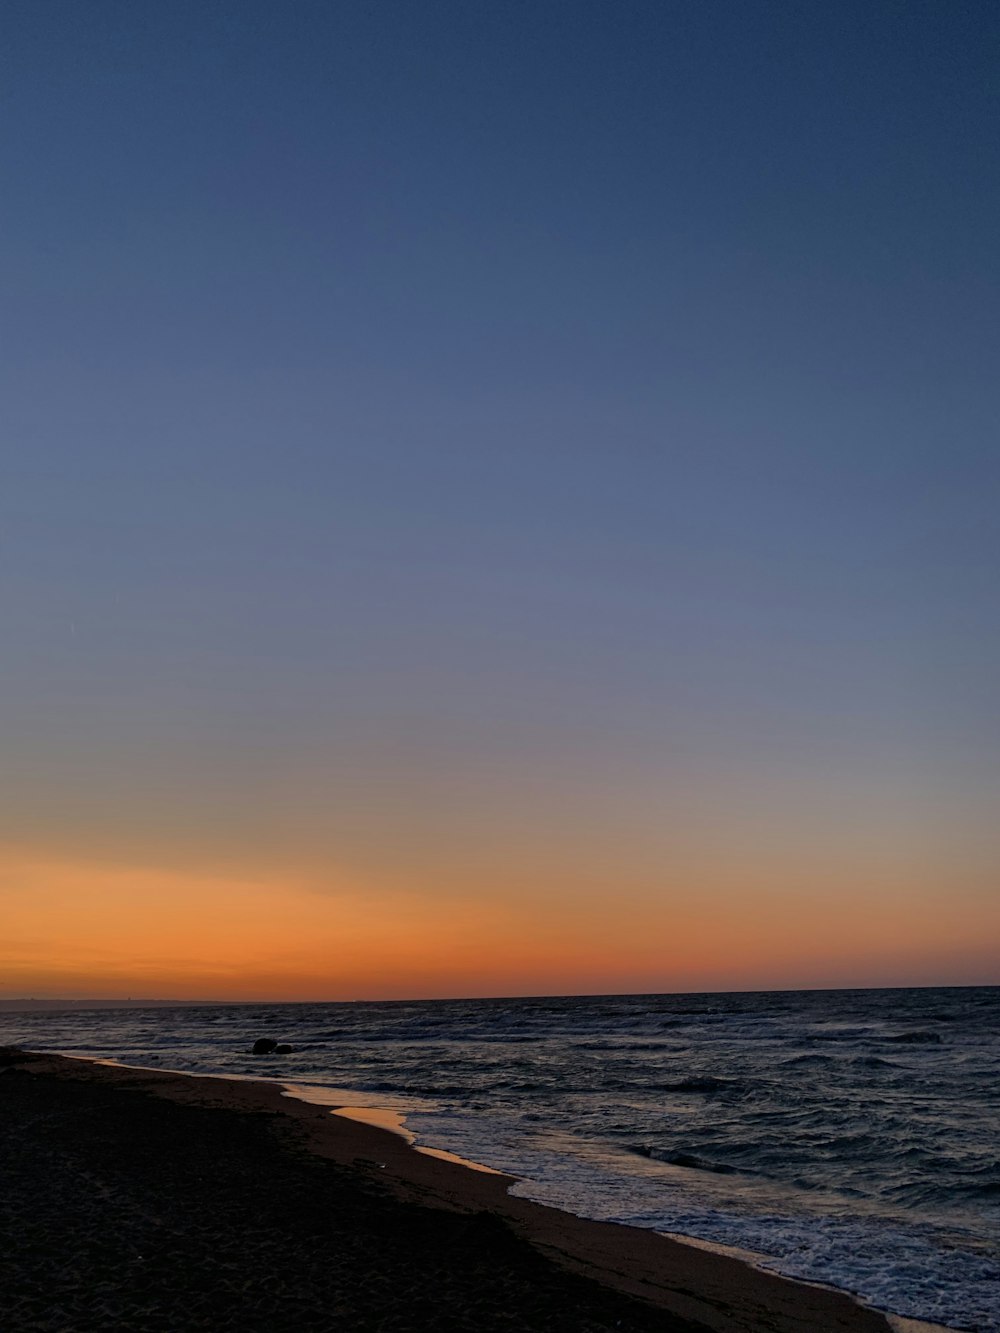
4;986;998;1330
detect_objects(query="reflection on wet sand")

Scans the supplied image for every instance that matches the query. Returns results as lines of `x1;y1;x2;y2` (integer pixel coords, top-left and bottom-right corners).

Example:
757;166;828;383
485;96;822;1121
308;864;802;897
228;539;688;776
414;1145;504;1174
332;1105;504;1173
282;1086;505;1174
333;1105;414;1142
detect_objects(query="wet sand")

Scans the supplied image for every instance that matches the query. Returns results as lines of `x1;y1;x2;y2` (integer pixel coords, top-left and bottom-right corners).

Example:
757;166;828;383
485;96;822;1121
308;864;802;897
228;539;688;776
0;1048;896;1332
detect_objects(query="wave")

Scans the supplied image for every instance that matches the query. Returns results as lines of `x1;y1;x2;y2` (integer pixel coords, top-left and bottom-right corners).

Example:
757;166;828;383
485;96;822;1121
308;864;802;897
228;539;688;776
573;1039;676;1052
627;1145;737;1174
806;1026;876;1042
966;1180;1000;1198
781;1052;899;1070
656;1076;739;1094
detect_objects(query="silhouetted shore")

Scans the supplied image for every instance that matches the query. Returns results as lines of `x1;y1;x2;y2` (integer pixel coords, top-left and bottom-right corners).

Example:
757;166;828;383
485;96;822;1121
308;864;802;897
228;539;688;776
0;1048;896;1332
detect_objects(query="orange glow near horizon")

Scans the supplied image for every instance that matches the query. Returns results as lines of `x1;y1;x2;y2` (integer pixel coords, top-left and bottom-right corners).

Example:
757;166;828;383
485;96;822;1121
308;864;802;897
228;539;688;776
2;842;997;1001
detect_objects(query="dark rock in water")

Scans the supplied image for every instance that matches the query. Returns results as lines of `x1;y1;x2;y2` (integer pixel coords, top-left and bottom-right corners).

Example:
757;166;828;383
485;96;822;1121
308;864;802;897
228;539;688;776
274;1044;293;1055
251;1038;278;1055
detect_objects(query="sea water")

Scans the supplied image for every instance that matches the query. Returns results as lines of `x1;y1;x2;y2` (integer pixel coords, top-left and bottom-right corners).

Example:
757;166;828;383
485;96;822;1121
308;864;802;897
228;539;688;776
3;987;997;1331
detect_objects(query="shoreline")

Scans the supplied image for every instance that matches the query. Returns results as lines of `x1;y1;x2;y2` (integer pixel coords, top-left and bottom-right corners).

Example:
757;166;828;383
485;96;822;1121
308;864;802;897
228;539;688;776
64;1053;961;1333
0;1047;908;1332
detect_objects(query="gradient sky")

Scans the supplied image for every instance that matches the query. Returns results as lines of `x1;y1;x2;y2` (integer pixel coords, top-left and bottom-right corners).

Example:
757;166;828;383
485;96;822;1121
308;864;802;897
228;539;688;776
2;1;998;999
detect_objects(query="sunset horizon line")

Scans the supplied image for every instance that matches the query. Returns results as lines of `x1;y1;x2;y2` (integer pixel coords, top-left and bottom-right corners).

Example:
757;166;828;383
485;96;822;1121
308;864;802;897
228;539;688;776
3;978;997;1010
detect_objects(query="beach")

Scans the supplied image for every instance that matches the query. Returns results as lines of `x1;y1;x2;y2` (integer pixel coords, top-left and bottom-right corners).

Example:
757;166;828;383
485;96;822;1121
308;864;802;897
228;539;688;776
0;1048;895;1332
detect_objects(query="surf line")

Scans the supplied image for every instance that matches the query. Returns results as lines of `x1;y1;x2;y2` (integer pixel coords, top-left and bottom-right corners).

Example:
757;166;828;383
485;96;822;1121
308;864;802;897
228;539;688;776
279;1082;504;1175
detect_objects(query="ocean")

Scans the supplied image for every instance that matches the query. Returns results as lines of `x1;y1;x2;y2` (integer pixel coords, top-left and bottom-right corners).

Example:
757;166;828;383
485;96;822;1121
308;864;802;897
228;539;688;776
4;986;997;1331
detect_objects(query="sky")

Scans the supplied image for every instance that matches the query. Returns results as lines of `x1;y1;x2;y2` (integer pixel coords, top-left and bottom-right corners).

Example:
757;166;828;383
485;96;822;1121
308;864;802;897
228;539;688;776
2;1;998;1000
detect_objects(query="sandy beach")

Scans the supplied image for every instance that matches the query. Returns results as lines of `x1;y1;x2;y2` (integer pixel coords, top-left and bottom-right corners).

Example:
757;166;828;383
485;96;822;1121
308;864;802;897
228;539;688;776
0;1048;898;1332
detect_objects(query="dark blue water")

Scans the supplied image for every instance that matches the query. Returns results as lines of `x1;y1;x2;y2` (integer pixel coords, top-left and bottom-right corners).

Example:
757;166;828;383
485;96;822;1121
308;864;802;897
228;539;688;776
4;986;998;1330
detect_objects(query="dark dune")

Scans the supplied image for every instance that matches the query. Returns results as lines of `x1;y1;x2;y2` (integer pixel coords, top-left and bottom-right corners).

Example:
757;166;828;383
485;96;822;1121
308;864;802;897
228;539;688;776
0;1049;895;1332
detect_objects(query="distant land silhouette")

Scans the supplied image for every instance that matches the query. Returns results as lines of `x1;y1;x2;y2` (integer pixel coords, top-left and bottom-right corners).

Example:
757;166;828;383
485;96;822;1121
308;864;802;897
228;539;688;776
0;998;232;1013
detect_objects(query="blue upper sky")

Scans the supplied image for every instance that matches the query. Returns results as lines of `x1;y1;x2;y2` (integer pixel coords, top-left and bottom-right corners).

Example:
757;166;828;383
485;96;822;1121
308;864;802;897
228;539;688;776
2;2;998;940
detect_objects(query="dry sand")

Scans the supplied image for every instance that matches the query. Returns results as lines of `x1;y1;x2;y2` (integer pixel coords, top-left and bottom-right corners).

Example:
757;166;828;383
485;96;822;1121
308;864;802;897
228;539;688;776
0;1047;896;1332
